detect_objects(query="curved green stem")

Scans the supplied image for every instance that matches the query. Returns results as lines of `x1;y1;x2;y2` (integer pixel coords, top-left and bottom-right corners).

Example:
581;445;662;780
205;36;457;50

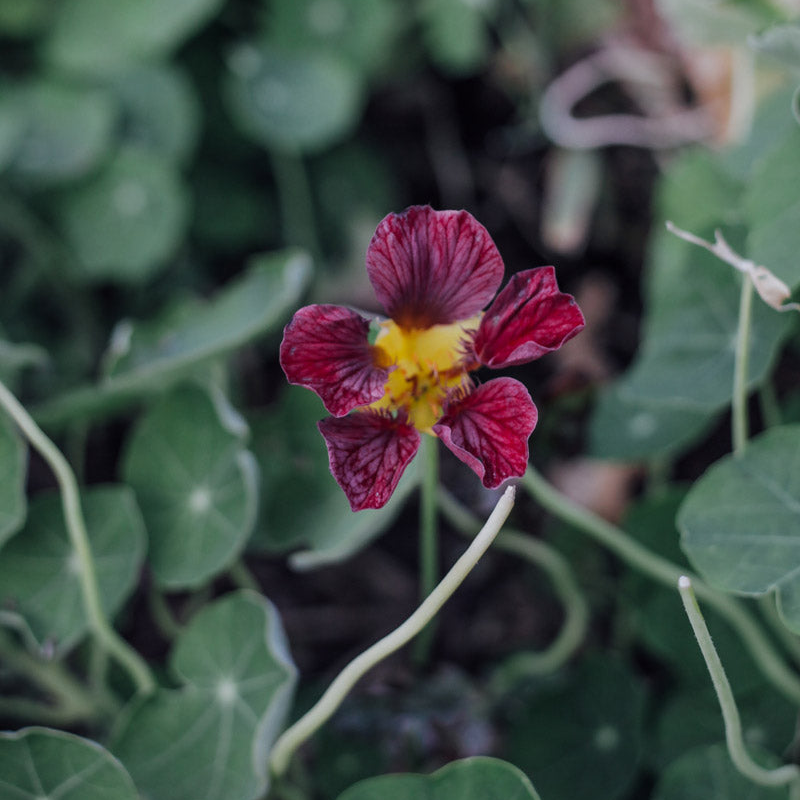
733;275;754;456
0;380;155;696
521;465;800;704
758;593;800;668
679;577;800;789
439;487;588;674
0;629;106;722
268;486;516;778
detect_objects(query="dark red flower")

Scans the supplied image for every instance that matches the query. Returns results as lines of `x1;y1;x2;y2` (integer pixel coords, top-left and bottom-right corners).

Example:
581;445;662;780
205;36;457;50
280;205;584;511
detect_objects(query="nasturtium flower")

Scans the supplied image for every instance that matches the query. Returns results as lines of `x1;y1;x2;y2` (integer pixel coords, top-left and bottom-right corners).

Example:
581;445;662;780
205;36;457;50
280;205;584;511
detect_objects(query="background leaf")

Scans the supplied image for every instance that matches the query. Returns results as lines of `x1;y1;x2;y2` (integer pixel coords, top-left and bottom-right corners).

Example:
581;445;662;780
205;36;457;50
679;425;800;633
0;486;146;655
0;410;27;546
113;591;297;800
46;0;225;75
56;146;189;282
653;743;789;800
0;727;138;800
502;658;645;800
336;756;542;800
122;384;258;589
225;42;365;153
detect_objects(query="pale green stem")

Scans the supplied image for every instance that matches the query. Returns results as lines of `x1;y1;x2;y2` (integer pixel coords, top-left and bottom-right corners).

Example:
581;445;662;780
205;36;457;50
147;583;182;641
732;275;754;457
268;486;516;778
438;487;588;674
0;380;155;696
229;559;261;594
0;629;104;722
269;150;321;264
679;576;800;789
521;465;800;704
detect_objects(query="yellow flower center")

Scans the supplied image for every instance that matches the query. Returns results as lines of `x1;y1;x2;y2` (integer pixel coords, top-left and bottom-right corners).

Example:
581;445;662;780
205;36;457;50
367;316;480;432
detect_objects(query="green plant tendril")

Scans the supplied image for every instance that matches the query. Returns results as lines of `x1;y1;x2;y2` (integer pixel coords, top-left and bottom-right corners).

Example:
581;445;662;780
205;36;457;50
268;485;516;778
733;275;754;457
438;487;588;674
0;379;155;696
521;465;800;704
679;576;800;790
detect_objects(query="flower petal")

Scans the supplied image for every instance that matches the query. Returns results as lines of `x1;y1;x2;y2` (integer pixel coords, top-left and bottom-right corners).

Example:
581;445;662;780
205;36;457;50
433;378;537;488
318;413;420;511
280;304;389;417
473;266;585;368
366;205;504;328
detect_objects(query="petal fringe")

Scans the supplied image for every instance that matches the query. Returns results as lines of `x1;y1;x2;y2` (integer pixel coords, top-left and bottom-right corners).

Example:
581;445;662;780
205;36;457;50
474;266;585;368
366;205;504;328
280;304;389;417
433;378;537;488
318;413;420;511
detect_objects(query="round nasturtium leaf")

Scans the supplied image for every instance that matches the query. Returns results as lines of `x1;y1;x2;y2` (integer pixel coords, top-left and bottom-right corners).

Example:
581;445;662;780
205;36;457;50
56;146;189;283
112;591;297;800
503;658;645;800
46;0;224;75
679;425;800;634
653;743;789;800
336;756;542;800
122;384;258;589
0;410;27;546
107;63;200;164
225;41;365;153
0;727;138;800
0;486;146;656
6;80;116;184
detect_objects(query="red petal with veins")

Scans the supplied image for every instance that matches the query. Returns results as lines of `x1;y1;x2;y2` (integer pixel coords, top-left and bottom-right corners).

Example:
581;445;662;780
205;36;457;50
318;413;420;511
433;378;537;489
366;205;504;328
280;305;389;417
473;267;585;368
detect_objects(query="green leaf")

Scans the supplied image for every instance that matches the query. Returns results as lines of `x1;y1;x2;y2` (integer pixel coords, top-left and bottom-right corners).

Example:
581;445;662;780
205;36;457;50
266;0;401;76
122;384;258;589
655;0;773;46
618;230;791;411
6;80;116;184
336;756;542;800
0;727;138;800
249;385;419;568
503;658;645;800
46;0;225;75
225;42;365;153
745;126;800;288
749;23;800;72
113;591;297;800
679;425;800;633
0;0;49;37
56;146;189;282
653;743;789;800
589;381;716;460
31;249;311;427
0;411;27;546
107;63;200;164
0;486;146;655
422;0;491;75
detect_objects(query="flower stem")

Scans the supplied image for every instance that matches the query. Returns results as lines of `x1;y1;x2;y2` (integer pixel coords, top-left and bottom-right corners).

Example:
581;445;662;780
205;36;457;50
520;465;800;704
733;275;754;457
678;576;800;789
268;486;516;778
0;379;155;696
413;435;440;664
438;487;588;674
